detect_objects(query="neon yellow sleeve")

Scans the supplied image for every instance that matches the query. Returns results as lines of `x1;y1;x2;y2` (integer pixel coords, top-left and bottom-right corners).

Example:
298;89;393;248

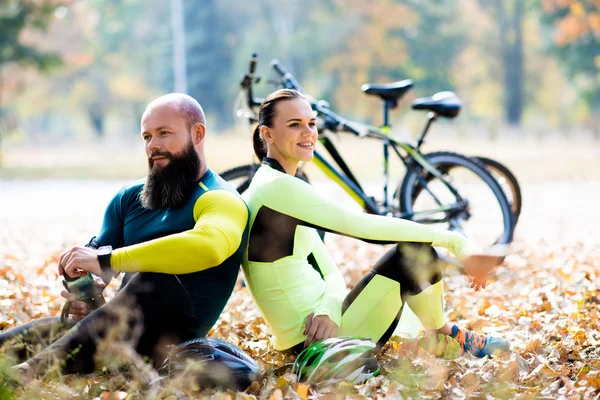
111;190;248;274
258;174;480;260
309;231;346;327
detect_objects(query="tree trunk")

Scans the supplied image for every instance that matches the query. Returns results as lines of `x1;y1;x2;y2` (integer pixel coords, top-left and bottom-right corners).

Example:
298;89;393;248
507;0;524;126
88;106;105;137
593;90;600;139
0;67;4;165
496;0;524;126
171;0;187;93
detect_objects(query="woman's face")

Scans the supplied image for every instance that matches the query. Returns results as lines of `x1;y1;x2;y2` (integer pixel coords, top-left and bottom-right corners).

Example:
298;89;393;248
261;98;318;170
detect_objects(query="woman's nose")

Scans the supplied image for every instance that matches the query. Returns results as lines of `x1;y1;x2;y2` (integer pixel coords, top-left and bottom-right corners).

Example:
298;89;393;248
303;125;316;136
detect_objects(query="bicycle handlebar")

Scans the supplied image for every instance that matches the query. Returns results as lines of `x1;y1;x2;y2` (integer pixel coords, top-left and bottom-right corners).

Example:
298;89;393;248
269;59;367;136
249;53;258;75
240;53;262;109
243;55;380;139
270;59;306;93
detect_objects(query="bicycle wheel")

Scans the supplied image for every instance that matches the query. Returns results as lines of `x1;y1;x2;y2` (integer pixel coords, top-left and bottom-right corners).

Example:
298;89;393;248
219;163;311;194
219;164;259;195
398;151;514;247
476;156;522;224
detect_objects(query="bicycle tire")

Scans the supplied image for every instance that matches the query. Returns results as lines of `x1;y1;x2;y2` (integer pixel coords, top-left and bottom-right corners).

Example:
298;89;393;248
404;156;522;225
219;163;311;195
399;151;515;247
219;164;259;195
475;156;522;224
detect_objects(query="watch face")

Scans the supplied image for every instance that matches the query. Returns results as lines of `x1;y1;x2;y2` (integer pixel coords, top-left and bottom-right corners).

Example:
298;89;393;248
98;246;112;256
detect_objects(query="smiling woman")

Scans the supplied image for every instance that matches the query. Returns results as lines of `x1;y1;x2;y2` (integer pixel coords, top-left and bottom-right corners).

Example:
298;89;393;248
252;89;317;174
241;89;510;362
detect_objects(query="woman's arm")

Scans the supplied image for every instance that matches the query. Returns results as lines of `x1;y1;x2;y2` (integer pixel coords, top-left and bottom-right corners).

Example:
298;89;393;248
259;174;480;260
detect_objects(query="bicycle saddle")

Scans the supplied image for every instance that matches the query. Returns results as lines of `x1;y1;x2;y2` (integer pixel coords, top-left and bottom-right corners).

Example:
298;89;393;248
361;80;413;106
411;91;461;118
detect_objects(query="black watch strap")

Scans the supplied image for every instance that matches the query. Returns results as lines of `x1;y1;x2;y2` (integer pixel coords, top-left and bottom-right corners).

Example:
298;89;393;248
97;245;113;273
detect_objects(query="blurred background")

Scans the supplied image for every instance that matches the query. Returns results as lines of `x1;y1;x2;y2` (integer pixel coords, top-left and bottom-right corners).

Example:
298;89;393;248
0;0;599;245
2;3;600;396
0;0;599;161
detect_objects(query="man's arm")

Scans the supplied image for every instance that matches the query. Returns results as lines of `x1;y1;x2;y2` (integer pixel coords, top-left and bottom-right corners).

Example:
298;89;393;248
61;190;248;278
58;187;126;279
109;190;248;274
59;187;128;318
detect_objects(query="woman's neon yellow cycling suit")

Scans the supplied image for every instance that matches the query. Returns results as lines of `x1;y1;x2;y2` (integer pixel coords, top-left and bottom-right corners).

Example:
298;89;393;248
242;157;481;351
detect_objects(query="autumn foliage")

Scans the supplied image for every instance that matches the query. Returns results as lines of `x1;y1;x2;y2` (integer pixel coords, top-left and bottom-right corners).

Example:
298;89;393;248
2;232;600;398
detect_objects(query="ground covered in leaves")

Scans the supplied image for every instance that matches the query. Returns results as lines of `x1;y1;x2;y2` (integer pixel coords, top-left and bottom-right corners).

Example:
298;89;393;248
1;179;600;399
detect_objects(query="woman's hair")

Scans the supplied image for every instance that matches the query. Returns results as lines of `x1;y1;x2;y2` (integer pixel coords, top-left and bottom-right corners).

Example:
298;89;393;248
253;89;306;162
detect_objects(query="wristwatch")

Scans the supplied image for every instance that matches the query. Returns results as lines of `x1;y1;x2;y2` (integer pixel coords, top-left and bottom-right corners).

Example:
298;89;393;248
97;245;113;273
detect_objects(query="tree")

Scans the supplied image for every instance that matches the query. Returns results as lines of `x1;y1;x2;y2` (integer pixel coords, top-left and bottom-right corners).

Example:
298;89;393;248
476;0;526;126
541;0;600;124
496;0;525;126
0;0;62;161
314;0;468;122
184;0;237;127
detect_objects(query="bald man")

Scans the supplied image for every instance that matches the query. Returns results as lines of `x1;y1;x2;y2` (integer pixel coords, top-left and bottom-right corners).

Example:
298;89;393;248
11;93;249;381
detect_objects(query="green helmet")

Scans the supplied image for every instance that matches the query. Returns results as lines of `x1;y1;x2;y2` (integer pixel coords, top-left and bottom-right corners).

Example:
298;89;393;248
292;337;380;385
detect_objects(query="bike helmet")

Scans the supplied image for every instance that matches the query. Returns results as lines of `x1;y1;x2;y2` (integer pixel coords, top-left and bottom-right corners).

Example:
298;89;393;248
159;337;261;390
292;337;380;385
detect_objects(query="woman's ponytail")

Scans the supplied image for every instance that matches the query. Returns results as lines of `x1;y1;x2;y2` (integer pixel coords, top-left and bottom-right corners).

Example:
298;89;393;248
253;124;267;162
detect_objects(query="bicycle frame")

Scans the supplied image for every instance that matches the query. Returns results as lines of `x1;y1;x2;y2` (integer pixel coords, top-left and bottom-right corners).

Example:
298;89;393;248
308;123;468;224
236;57;469;225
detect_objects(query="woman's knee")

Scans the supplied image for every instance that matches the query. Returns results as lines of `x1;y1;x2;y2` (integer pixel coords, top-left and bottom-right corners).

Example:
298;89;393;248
371;242;442;293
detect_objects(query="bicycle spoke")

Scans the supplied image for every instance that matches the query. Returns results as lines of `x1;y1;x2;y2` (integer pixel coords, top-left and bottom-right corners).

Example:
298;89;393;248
400;152;514;248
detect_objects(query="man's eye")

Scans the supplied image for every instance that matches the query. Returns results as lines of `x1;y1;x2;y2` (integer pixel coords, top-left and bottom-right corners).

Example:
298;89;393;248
143;135;151;141
161;131;169;136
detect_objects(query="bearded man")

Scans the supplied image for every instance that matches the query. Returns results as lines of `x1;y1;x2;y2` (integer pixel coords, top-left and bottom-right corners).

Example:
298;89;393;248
8;93;249;382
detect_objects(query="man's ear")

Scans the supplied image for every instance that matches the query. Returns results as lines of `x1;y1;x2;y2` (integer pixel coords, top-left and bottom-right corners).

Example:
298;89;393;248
260;125;274;144
191;123;206;144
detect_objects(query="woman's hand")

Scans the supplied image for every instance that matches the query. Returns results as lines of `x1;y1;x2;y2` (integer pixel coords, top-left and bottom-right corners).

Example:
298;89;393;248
303;312;339;348
463;254;505;291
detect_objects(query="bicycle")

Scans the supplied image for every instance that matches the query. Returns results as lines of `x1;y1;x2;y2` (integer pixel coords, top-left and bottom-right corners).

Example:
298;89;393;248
221;54;517;248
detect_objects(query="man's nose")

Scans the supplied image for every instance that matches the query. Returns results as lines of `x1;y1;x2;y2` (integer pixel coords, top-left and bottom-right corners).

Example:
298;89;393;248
147;136;161;151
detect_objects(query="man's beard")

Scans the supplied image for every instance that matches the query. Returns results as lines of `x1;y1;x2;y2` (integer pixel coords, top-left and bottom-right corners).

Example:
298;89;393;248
140;140;201;210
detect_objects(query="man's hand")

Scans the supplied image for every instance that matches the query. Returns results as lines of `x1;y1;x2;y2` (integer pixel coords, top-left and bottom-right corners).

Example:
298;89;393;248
61;276;106;321
58;246;102;278
463;254;505;291
60;291;89;321
303;312;339;348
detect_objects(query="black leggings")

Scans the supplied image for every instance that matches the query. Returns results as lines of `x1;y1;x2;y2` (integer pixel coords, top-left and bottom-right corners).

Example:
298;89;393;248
286;242;442;354
3;273;202;374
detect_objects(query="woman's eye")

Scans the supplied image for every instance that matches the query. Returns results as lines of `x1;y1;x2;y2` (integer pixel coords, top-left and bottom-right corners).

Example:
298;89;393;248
309;122;316;128
289;123;299;128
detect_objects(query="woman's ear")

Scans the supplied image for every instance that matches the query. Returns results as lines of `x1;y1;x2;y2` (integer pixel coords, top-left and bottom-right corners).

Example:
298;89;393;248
191;123;206;144
260;125;274;144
